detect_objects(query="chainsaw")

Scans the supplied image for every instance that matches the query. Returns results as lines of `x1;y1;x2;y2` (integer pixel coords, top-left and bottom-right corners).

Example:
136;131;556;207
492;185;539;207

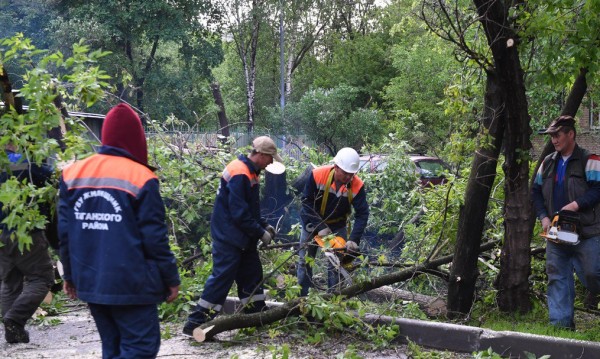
313;234;356;283
541;210;580;245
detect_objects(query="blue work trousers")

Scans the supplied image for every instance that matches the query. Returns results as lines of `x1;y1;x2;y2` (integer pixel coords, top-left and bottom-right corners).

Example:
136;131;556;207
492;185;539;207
88;303;160;359
188;240;265;325
546;235;600;328
297;226;347;296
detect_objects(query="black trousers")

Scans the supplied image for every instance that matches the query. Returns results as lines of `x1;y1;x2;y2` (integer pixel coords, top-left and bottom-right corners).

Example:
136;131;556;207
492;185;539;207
0;231;54;326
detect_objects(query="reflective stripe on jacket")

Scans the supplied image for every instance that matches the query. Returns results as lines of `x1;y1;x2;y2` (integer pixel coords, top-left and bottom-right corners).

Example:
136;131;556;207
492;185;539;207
300;165;369;243
58;146;180;305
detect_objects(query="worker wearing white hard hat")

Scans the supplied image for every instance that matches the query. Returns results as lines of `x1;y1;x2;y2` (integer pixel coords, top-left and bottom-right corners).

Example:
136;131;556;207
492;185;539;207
297;147;369;295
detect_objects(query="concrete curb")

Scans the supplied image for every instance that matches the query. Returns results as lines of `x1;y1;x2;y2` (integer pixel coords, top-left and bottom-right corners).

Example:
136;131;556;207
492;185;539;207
223;297;600;358
364;314;600;358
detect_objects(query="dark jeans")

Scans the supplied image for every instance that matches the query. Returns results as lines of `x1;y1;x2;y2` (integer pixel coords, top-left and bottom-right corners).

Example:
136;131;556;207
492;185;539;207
546;235;600;328
0;231;54;326
88;303;161;359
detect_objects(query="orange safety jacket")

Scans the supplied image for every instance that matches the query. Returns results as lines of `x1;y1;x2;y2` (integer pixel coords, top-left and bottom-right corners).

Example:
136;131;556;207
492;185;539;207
300;165;369;243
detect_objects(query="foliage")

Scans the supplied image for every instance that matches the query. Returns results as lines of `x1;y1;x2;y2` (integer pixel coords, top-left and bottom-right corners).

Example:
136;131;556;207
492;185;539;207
517;0;600;81
0;1;57;50
267;343;290;359
472;347;503;359
312;31;397;107
383;6;462;154
406;340;460;359
361;134;421;235
280;85;385;154
516;0;600;130
0;34;110;249
48;0;223;122
147;118;229;244
211;42;249;127
472;348;550;359
32;291;68;327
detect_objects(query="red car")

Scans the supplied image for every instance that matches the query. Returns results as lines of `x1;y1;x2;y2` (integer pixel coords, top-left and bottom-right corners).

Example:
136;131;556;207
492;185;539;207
359;154;450;187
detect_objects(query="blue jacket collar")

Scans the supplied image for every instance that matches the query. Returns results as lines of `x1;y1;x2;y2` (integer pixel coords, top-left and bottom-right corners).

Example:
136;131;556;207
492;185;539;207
238;154;260;175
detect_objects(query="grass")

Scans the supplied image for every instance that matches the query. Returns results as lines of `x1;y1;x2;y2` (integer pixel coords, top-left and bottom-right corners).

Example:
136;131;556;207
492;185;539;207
467;298;600;342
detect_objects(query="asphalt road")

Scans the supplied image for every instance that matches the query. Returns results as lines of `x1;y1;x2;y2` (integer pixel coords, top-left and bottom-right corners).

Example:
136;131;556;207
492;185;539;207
0;304;422;359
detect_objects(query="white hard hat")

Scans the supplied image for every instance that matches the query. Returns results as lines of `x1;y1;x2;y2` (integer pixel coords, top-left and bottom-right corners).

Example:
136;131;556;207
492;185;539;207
333;147;360;173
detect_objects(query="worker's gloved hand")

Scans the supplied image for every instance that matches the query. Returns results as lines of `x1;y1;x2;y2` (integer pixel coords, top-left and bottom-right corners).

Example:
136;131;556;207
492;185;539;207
345;240;359;253
260;231;273;246
265;225;277;240
317;227;332;237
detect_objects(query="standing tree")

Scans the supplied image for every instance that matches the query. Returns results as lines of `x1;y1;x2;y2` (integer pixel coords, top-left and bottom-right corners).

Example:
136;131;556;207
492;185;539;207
49;0;221;122
217;0;271;132
422;0;600;315
474;0;533;313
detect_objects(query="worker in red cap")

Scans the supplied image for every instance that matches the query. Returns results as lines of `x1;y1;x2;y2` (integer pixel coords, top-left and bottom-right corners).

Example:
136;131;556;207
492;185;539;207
58;103;180;357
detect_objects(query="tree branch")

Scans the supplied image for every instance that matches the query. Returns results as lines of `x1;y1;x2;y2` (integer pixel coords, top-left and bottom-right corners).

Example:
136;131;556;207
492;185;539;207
193;241;498;341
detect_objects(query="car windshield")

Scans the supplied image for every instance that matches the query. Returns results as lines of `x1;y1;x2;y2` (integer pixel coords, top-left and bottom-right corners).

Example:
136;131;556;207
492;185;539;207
416;160;446;178
359;155;387;172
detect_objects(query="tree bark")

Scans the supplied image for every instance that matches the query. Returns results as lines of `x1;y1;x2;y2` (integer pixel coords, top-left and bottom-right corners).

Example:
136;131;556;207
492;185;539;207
447;72;505;316
210;82;230;137
0;67;20;113
195;242;497;341
472;0;532;313
50;92;69;152
227;0;263;133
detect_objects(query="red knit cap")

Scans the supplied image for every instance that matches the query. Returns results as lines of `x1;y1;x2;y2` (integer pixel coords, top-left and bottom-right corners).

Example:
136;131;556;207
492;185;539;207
101;103;148;165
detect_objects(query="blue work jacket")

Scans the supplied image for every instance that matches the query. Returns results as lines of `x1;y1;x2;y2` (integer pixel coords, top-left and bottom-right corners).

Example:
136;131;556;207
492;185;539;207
210;155;267;250
58;146;180;305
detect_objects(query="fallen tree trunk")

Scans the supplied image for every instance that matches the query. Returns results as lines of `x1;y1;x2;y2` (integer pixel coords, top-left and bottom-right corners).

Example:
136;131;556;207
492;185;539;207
364;286;447;317
194;241;498;341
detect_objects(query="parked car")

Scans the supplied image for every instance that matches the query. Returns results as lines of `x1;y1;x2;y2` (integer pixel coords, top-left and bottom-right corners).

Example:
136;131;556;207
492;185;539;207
359;154;450;187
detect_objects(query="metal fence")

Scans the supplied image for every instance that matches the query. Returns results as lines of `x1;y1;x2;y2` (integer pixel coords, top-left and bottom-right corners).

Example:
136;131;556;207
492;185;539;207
145;131;315;161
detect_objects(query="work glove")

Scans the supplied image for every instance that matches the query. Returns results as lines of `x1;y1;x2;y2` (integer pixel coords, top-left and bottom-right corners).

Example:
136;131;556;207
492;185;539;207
345;240;359;253
265;224;277;240
343;241;360;267
260;230;273;246
317;227;332;237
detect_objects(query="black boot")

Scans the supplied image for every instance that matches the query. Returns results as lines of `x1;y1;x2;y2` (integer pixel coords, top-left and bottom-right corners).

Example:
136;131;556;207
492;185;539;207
183;309;212;337
584;291;600;310
4;319;30;344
